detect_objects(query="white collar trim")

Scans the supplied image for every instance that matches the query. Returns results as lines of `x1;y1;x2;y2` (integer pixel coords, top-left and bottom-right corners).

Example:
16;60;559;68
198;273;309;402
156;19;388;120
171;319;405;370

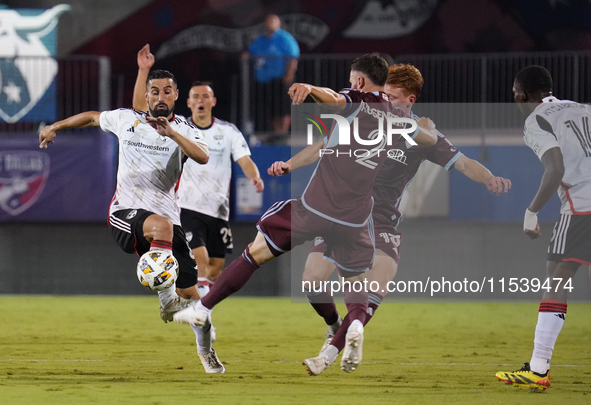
542;95;559;103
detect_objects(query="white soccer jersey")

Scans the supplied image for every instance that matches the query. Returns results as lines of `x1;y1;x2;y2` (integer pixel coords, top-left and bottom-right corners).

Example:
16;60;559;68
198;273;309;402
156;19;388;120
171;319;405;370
524;96;591;215
177;117;251;221
100;109;207;225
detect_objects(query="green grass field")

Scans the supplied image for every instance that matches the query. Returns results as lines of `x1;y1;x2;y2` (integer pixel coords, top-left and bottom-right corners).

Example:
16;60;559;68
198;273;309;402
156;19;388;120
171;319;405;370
0;296;589;404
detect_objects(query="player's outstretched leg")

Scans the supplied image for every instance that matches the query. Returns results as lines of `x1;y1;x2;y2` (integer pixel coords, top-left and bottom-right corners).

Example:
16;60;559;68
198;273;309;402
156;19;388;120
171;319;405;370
174;242;269;325
495;363;550;392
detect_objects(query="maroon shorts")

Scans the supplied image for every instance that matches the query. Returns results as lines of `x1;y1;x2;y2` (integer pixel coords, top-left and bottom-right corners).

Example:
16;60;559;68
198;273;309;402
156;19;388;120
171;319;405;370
310;221;402;263
373;222;402;263
256;199;375;275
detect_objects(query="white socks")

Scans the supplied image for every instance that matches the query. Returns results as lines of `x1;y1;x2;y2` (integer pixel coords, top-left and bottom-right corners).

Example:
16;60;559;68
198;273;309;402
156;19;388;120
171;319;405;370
157;285;177;307
149;246;173;255
197;277;212;297
194;324;212;354
530;311;566;374
323;345;339;365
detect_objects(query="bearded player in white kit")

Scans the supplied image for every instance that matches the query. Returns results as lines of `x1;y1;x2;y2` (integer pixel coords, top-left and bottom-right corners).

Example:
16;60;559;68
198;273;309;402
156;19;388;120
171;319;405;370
39;69;226;374
134;45;264;297
134;45;265;343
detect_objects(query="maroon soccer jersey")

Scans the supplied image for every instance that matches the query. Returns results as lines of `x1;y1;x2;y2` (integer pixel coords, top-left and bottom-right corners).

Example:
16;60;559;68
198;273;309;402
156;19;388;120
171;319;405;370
301;89;410;226
372;126;462;228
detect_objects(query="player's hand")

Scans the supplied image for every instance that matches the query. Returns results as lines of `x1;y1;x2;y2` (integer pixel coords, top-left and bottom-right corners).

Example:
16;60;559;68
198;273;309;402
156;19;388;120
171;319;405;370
485;176;512;195
251;177;264;192
417;117;436;132
525;223;541;239
138;44;155;70
146;116;173;137
39;125;56;149
523;208;541;239
267;161;291;176
415;117;437;145
288;83;312;105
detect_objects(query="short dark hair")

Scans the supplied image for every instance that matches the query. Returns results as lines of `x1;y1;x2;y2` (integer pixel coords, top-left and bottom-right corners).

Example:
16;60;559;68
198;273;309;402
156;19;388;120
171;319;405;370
515;65;553;94
351;53;389;86
190;81;214;91
146;69;177;88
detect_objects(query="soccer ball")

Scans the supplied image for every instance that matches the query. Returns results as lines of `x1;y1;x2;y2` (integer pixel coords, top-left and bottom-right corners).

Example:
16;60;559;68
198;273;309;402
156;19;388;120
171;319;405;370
136;250;179;291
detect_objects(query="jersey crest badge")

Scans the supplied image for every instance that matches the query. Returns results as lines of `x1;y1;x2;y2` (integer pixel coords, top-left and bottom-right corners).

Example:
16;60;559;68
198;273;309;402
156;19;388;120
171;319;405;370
213;134;224;145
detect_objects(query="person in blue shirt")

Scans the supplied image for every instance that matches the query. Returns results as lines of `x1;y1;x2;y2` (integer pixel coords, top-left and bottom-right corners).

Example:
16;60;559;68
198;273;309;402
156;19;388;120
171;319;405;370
246;14;300;134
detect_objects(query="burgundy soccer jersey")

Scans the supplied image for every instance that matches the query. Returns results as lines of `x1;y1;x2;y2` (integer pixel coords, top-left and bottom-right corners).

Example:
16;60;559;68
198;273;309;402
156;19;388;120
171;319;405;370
301;88;411;226
372;124;462;228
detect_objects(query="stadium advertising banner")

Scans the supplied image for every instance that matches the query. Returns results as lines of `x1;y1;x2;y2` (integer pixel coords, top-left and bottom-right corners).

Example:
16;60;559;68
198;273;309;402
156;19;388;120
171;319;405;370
73;0;591;129
0;5;70;123
0;129;116;221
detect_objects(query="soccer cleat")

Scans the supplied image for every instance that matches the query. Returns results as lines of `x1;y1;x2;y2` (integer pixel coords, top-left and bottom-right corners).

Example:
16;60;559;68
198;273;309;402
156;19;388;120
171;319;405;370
198;348;225;373
495;363;551;392
303;354;331;376
159;296;190;323
173;300;211;326
340;321;364;373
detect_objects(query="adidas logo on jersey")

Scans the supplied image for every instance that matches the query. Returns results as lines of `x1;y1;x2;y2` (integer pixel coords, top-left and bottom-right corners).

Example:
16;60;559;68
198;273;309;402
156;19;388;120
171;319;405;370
127;126;135;132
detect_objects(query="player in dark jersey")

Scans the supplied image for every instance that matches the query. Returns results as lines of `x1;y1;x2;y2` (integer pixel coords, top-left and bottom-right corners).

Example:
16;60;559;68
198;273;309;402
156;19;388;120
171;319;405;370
272;64;510;375
173;53;439;372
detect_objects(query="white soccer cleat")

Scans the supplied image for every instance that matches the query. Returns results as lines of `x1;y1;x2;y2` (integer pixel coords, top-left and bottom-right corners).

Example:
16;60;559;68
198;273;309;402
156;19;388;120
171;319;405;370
341;321;364;373
303;354;331;376
198;348;225;373
159;296;190;323
173;300;211;327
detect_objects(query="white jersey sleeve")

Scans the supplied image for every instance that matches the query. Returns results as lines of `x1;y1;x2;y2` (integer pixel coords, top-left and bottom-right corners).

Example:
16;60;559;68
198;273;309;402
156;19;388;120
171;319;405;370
524;116;560;160
230;125;251;162
100;109;129;136
525;98;591;215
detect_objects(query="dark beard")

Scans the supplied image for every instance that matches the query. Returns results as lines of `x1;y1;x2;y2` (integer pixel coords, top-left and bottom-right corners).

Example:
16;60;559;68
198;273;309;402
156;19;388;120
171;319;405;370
149;104;173;118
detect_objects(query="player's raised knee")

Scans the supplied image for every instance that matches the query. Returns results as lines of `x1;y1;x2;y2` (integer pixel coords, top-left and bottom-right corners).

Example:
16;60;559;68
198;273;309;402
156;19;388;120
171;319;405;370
143;214;174;241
